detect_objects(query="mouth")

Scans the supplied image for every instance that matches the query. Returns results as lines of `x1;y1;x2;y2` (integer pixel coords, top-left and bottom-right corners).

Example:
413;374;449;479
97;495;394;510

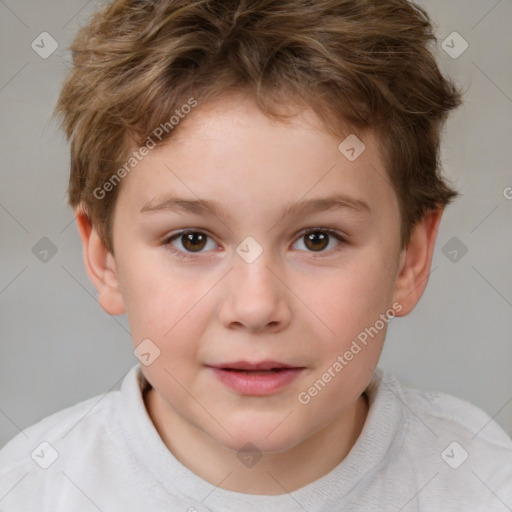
205;361;306;395
220;369;291;374
208;360;304;371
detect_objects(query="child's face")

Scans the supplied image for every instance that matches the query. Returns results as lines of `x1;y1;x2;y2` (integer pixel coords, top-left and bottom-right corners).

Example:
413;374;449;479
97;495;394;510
100;94;412;453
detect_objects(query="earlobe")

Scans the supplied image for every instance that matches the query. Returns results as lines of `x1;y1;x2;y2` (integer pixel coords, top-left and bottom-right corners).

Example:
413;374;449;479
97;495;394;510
75;206;125;316
392;208;444;316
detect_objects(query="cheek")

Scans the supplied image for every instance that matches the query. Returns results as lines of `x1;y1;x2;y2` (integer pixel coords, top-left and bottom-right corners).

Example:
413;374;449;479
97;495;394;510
119;254;208;345
124;266;208;390
304;250;395;352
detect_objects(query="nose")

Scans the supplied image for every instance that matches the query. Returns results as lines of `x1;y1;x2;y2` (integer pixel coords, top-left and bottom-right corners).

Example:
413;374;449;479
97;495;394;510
217;252;292;333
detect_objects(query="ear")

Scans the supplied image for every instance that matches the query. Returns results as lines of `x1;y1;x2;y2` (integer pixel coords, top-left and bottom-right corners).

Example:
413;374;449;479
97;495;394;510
392;207;444;316
74;206;125;316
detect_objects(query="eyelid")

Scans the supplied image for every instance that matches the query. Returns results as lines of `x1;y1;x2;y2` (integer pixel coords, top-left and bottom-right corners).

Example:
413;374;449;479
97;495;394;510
163;229;220;260
294;227;347;243
163;227;348;259
291;228;347;256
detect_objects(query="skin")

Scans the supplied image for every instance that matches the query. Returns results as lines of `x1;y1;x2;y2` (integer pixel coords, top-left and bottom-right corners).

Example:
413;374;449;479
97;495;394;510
76;93;443;495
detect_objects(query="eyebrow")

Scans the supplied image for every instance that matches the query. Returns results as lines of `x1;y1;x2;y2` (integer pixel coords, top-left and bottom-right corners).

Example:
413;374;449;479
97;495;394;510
140;193;371;219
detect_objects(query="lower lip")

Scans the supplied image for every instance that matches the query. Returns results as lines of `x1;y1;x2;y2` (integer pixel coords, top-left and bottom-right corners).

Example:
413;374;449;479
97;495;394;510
208;367;304;395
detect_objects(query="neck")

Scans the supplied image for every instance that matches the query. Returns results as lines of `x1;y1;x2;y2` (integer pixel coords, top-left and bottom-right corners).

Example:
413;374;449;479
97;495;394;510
144;387;369;495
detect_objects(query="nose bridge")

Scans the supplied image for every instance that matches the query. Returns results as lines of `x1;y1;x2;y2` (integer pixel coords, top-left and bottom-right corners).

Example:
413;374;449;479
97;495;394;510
234;244;281;301
233;233;279;289
234;251;276;294
219;243;290;331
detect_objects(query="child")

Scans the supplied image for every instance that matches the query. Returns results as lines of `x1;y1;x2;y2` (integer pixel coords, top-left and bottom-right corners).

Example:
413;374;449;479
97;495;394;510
1;0;511;510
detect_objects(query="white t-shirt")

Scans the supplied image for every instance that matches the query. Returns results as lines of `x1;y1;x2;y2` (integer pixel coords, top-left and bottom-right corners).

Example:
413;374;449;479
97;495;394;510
1;364;511;511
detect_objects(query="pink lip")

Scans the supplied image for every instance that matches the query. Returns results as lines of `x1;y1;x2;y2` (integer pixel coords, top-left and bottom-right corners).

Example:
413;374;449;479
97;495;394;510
212;360;298;371
206;362;305;395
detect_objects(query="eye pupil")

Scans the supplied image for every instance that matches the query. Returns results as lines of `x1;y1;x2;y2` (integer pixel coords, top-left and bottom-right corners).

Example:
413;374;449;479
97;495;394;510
171;229;339;257
305;232;328;251
182;232;207;252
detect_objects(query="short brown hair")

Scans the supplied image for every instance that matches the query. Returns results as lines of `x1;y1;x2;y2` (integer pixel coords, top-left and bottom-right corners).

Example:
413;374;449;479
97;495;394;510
53;0;463;254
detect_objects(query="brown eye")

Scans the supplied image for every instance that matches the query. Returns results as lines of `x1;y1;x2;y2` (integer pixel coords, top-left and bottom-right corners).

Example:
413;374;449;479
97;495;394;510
181;232;207;252
304;231;329;251
165;230;217;257
293;229;345;254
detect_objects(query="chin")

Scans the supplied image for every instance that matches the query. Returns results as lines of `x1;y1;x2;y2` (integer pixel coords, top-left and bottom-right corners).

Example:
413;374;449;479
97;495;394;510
209;418;307;455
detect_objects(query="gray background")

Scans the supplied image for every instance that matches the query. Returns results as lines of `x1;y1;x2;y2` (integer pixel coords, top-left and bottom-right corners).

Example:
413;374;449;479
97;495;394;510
1;0;511;449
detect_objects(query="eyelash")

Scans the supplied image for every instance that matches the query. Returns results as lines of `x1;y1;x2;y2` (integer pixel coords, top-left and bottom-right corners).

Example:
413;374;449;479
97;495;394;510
162;228;347;260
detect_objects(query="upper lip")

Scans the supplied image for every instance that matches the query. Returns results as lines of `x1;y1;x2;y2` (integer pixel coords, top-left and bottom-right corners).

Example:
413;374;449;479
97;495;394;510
208;360;303;371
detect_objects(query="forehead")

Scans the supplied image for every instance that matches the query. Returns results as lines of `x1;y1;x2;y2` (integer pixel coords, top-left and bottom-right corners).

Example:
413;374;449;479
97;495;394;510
116;94;397;225
160;93;363;160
